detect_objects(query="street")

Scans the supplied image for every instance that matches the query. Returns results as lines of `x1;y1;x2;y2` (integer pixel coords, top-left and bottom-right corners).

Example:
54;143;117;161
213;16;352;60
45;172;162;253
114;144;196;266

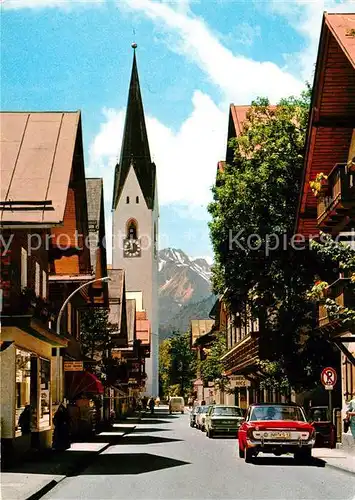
43;407;354;500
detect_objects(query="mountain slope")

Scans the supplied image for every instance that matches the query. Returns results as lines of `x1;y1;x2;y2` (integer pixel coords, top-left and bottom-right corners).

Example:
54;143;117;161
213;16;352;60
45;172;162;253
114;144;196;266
158;248;213;337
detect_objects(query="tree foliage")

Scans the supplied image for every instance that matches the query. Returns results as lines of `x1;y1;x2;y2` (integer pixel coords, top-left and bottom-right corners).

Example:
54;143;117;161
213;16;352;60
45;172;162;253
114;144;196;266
80;308;123;386
208;91;337;391
200;332;228;386
159;332;196;398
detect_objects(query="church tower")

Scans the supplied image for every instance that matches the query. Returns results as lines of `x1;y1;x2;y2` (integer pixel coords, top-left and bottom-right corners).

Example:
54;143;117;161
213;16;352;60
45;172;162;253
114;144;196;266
112;45;159;397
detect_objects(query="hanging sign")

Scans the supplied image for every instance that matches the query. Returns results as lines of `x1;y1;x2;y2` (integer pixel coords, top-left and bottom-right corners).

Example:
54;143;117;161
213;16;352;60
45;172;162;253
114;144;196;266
64;361;84;372
321;367;337;390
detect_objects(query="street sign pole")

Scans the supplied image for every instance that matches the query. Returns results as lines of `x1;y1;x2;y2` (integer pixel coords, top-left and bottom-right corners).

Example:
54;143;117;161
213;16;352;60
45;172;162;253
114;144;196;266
328;387;332;424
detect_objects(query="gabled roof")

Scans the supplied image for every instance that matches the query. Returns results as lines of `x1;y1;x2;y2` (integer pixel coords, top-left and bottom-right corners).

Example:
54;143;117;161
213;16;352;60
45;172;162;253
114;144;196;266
86;178;104;274
126;298;136;344
112;50;156;210
326;13;355;68
108;269;126;338
295;12;355;237
190;319;215;346
0;111;81;225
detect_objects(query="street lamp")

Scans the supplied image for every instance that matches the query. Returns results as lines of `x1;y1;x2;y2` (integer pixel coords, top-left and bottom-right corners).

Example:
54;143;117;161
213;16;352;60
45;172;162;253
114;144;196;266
54;276;111;403
56;276;111;335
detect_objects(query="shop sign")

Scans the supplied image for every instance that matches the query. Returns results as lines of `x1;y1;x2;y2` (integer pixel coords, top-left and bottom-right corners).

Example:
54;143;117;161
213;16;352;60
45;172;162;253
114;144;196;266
64;361;83;372
229;375;250;387
128;378;137;385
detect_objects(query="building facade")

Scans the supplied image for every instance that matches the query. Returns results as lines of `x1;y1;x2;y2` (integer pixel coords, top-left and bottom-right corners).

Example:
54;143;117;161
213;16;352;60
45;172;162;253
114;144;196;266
295;13;355;430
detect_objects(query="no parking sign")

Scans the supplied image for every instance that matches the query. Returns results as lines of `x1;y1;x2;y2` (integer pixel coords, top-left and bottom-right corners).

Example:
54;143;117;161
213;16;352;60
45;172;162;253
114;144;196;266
321;367;337;390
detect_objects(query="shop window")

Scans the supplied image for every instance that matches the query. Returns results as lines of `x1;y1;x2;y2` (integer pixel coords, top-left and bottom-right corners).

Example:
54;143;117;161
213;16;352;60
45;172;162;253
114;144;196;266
21;248;27;289
15;349;31;434
39;358;51;430
35;261;40;296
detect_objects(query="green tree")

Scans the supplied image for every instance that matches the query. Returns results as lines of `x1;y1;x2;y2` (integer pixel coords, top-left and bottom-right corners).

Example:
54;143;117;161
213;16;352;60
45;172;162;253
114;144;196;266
159;332;196;398
208;91;336;391
200;332;228;388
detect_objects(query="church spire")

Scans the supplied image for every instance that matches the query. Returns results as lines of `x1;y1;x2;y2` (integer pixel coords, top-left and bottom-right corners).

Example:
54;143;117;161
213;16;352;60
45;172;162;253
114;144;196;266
112;44;156;210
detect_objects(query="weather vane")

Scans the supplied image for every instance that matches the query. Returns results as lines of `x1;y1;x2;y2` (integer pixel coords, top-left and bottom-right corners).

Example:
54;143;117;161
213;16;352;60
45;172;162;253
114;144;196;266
132;42;137;50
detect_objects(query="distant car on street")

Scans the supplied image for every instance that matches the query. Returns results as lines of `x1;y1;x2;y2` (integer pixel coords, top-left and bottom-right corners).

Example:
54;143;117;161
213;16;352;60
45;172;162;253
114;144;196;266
238;403;315;463
189;405;200;427
169;397;185;414
205;405;245;438
196;405;212;431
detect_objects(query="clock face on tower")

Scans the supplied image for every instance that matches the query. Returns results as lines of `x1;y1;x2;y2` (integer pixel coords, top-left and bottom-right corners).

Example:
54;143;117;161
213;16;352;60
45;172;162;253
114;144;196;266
123;238;141;258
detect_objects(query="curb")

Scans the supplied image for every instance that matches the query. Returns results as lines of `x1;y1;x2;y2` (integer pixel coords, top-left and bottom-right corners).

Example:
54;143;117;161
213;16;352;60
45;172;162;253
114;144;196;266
322;461;355;476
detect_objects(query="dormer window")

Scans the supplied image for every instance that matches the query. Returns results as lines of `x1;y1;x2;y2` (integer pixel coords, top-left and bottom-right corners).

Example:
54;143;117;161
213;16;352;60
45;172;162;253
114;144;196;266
136;196;139;204
126;196;130;204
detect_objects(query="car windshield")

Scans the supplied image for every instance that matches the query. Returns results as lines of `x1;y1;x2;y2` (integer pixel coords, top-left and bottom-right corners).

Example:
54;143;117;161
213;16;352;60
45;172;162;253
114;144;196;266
200;406;209;412
171;398;183;403
213;407;243;417
249;405;306;422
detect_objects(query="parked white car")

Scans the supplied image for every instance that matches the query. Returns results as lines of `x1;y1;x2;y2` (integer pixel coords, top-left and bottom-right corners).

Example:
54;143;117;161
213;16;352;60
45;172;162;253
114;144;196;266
195;405;211;431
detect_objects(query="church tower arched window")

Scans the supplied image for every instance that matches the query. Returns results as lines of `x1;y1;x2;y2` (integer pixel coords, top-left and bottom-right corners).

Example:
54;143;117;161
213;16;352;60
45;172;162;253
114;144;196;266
127;219;138;240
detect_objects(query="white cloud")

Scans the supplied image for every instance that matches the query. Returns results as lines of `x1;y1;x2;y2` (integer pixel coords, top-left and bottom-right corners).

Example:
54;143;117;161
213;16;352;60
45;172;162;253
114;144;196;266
2;0;103;8
118;0;303;104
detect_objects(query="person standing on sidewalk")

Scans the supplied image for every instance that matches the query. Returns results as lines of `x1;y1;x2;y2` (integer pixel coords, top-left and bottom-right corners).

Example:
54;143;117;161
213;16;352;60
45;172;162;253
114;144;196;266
52;403;71;451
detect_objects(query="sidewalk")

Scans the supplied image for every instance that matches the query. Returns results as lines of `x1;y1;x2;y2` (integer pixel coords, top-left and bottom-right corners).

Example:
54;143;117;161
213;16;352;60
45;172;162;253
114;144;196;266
1;416;140;500
312;447;355;475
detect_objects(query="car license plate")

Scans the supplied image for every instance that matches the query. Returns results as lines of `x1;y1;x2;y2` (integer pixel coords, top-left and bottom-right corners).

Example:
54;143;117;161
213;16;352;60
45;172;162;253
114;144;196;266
269;431;291;439
223;421;235;425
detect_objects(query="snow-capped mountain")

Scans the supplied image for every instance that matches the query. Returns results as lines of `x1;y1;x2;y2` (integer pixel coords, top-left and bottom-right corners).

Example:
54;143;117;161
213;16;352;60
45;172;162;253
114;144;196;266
158;248;213;333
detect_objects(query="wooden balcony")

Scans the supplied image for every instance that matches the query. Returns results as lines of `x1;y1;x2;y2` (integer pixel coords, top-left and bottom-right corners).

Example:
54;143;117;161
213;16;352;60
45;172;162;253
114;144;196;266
318;277;355;333
317;163;355;234
221;333;260;376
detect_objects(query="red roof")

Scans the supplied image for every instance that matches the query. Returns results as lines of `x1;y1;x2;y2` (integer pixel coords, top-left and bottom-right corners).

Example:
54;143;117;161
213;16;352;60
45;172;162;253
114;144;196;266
136;319;150;345
326;13;355;69
296;13;355;237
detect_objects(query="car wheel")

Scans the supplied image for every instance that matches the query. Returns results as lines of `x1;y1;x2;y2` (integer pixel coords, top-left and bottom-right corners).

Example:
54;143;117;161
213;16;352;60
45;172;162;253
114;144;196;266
245;447;254;463
208;429;214;439
238;443;244;458
181;411;184;414
294;448;312;463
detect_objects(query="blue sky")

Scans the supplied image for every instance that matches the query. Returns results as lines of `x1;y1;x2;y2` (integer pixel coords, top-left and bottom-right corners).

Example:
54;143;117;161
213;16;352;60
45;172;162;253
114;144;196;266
2;0;354;262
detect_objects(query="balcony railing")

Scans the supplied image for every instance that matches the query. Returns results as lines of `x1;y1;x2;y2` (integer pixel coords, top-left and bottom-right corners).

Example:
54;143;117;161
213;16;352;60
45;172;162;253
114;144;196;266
222;334;260;375
317;163;355;232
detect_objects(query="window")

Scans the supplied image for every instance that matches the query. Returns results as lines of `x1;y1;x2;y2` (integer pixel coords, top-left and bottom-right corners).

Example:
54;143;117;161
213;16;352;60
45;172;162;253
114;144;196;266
42;271;47;299
35;262;40;296
126;219;138;239
136;196;139;204
126;196;130;204
21;248;27;289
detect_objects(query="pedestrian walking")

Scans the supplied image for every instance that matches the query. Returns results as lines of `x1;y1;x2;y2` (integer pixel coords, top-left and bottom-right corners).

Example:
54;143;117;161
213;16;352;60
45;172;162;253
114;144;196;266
148;397;155;415
52;403;71;450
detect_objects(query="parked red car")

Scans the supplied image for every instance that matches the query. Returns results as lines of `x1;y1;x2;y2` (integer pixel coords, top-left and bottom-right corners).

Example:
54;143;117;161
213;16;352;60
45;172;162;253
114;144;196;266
238;403;315;463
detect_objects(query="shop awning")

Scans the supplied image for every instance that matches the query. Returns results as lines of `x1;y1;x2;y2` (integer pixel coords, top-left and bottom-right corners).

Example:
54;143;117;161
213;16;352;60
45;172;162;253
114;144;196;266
65;370;104;399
